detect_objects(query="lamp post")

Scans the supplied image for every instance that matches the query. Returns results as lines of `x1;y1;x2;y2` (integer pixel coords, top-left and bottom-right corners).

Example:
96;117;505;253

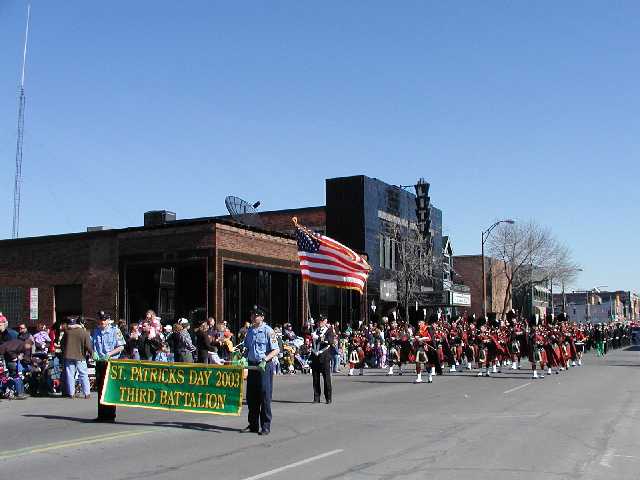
481;219;515;319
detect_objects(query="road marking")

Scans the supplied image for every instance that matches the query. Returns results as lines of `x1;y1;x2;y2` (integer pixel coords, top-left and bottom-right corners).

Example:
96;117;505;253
614;454;640;460
600;448;614;468
0;429;154;461
503;383;532;394
240;449;344;480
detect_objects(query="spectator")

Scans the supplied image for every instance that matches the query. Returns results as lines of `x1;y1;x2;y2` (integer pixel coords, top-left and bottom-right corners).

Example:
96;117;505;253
123;323;141;359
33;323;51;353
238;321;251;343
17;323;34;343
0;337;33;398
0;315;18;346
196;322;213;363
61;317;93;399
173;323;196;363
138;322;162;360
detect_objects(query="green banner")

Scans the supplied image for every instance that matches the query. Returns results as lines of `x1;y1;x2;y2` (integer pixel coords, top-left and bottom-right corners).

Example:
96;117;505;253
101;360;244;416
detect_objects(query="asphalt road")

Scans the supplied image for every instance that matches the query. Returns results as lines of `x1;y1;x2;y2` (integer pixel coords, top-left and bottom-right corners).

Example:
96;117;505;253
1;348;639;480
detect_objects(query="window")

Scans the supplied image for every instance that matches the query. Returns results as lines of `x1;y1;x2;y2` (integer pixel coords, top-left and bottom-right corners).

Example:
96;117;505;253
391;239;396;270
384;237;391;269
0;287;23;327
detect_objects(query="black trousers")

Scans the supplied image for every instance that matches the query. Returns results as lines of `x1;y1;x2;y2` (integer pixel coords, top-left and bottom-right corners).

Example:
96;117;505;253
246;362;274;433
312;364;332;402
95;361;116;421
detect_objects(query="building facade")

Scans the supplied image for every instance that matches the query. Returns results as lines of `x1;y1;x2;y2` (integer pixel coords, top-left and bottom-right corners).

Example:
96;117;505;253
452;255;512;319
0;216;305;333
553;290;640;323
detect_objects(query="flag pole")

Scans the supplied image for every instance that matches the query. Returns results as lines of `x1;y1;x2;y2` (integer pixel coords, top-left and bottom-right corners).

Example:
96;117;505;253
292;216;310;324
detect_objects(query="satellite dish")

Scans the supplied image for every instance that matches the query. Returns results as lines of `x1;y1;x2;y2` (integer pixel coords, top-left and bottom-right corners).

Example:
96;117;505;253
225;196;265;228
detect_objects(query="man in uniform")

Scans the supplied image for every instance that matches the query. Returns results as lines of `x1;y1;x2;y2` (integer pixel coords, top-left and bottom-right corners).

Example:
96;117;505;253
242;306;279;436
91;311;125;422
310;314;335;403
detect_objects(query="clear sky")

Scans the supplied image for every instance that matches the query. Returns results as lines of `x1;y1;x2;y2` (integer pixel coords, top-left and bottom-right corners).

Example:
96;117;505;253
1;1;638;292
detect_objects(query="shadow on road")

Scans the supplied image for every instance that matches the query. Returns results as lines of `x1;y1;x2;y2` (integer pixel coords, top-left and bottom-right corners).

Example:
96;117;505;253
21;414;241;433
272;399;316;404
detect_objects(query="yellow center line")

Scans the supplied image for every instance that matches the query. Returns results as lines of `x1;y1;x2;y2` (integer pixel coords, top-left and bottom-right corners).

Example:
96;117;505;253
0;429;155;461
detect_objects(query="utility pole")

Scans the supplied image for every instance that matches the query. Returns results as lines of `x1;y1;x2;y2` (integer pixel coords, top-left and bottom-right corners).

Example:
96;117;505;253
12;4;31;239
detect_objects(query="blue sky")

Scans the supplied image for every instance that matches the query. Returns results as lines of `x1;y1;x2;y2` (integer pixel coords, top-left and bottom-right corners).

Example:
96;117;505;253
1;1;638;292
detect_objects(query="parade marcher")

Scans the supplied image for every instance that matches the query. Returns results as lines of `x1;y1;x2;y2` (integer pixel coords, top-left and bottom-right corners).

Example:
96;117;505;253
242;306;279;435
310;315;335;403
62;317;93;399
91;311;125;422
414;321;433;383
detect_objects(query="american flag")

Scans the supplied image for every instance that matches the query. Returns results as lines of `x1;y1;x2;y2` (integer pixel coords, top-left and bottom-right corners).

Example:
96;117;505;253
295;221;371;294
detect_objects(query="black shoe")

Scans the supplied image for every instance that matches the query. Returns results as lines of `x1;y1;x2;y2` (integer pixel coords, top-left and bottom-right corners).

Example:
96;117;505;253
240;425;259;433
326;399;332;404
259;430;270;436
93;417;115;423
313;398;321;403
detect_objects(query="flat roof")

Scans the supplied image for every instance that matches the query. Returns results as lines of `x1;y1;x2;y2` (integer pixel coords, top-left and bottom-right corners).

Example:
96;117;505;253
0;216;295;247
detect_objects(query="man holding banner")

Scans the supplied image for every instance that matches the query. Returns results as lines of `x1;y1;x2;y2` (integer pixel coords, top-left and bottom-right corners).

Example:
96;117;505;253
242;306;280;436
92;311;125;422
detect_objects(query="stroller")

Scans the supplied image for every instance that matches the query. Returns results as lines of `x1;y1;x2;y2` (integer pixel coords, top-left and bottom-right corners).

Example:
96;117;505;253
0;359;22;399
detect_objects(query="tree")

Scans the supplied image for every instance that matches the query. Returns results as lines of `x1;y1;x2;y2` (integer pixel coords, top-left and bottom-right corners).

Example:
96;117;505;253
488;220;556;319
381;222;441;322
539;242;581;315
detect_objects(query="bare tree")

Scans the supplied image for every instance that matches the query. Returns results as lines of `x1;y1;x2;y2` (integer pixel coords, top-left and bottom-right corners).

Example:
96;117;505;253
488;220;556;319
540;242;581;314
382;222;440;322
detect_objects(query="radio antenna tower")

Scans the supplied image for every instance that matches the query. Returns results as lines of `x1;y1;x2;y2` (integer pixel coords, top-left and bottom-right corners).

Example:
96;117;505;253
12;3;31;239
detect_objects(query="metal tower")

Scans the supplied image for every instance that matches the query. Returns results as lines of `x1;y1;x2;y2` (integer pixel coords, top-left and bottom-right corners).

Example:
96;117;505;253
12;4;31;239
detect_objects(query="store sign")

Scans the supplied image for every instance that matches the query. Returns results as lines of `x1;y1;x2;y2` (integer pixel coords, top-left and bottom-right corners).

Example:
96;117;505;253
29;288;38;321
423;292;449;306
451;291;471;306
101;360;244;416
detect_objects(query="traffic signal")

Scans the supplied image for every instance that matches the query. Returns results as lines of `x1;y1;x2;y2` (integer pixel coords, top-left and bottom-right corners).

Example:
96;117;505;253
414;178;431;239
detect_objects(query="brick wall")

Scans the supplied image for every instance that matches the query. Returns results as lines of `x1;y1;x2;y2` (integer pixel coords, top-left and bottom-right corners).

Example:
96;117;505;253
453;255;511;318
214;223;303;323
0;232;118;327
258;207;326;235
0;221;306;328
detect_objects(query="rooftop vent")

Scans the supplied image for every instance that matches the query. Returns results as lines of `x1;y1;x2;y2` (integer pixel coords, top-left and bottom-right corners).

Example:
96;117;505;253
144;210;176;227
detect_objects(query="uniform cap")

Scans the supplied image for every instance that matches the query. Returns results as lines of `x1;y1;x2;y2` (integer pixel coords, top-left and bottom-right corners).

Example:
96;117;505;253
250;305;266;317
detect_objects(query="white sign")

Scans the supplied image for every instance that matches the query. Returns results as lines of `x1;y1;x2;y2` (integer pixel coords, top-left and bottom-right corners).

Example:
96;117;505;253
29;288;38;320
451;292;471;306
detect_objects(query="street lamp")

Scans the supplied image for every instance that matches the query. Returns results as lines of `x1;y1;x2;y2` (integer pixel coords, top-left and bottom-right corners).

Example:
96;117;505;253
481;219;515;319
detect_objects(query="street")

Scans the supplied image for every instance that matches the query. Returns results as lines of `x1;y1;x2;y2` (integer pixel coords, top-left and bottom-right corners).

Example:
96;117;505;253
1;348;639;480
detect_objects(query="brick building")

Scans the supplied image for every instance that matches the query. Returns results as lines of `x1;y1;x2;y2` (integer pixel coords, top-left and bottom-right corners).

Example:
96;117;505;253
452;255;512;318
0;216;305;333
